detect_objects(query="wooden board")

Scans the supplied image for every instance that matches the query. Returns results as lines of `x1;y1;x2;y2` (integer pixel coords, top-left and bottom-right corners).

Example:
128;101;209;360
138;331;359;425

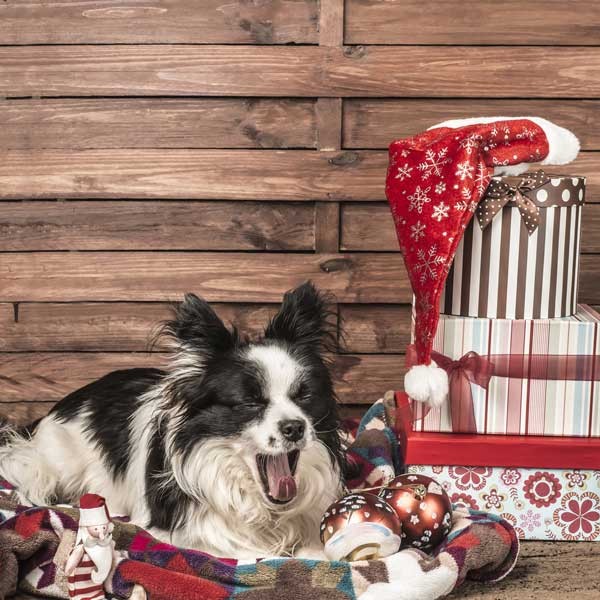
0;302;278;352
0;99;317;150
0;0;319;45
0;149;384;201
345;0;600;45
343;99;600;151
578;256;600;303
0;402;56;425
0;252;412;303
2;150;599;201
0;201;315;251
0;352;404;404
341;202;600;253
340;304;411;354
2;46;600;98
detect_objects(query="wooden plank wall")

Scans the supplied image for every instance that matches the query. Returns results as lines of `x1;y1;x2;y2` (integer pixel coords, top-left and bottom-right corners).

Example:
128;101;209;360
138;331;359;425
1;0;599;423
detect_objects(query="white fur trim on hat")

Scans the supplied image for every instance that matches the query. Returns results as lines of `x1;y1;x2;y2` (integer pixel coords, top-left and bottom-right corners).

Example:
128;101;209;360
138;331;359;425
79;505;110;527
404;362;448;408
429;116;580;176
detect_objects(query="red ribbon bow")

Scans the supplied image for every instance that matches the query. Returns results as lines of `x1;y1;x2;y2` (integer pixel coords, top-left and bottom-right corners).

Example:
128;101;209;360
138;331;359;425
403;345;600;435
406;344;494;433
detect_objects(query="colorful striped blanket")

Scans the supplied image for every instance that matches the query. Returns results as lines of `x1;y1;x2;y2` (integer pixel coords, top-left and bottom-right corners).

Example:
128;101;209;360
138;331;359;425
0;396;518;600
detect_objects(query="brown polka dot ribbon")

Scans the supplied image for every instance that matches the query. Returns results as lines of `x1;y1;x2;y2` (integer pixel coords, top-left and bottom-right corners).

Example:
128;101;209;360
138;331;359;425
476;170;550;235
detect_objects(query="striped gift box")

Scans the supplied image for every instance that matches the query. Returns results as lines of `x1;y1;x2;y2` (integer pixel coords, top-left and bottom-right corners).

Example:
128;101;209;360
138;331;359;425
441;174;586;319
411;305;600;437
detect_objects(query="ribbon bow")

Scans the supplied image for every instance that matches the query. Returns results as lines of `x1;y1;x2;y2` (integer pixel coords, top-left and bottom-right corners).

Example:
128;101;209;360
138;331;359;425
406;345;494;433
476;170;550;235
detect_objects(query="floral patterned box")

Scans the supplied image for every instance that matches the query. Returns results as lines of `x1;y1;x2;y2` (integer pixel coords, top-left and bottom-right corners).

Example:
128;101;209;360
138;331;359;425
407;465;600;541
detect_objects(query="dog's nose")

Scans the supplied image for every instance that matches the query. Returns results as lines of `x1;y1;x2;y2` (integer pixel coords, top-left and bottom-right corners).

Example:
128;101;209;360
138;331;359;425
279;419;306;442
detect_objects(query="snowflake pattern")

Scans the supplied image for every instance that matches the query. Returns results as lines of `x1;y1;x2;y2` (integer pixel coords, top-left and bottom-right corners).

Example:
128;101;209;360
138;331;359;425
474;163;489;195
385;119;547;367
431;202;449;222
455;161;474;181
459;133;482;155
410;220;426;242
516;126;537;142
415;245;445;284
408;186;432;214
417;148;450;179
395;162;413;181
416;292;434;314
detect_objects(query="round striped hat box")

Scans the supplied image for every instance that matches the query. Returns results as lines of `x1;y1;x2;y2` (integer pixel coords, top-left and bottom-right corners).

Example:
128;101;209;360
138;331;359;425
441;173;586;320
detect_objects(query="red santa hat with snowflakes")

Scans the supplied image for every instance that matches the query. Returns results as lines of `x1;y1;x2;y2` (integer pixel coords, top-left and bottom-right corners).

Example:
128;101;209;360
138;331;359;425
386;116;580;407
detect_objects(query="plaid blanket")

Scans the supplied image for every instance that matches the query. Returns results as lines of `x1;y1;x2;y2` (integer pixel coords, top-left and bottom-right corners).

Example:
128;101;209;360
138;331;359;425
0;395;519;600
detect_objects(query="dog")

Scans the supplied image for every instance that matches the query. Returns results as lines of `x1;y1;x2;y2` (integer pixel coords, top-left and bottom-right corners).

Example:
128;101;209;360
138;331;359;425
0;282;344;559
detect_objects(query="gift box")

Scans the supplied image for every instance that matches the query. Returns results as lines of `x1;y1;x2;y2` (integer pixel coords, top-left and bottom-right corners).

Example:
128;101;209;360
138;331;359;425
410;304;600;437
408;463;600;541
441;172;586;320
394;392;600;541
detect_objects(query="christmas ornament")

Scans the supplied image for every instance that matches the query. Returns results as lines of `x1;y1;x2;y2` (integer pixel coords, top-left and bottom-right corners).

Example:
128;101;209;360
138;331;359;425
385;116;579;408
64;494;116;600
379;474;452;552
320;492;401;561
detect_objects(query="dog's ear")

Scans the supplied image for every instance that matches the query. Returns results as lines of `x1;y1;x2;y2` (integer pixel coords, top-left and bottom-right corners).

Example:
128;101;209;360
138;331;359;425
164;293;237;356
264;282;336;352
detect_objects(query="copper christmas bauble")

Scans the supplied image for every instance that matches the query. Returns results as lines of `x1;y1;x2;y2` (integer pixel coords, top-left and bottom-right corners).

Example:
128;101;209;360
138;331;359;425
320;492;402;561
378;474;452;552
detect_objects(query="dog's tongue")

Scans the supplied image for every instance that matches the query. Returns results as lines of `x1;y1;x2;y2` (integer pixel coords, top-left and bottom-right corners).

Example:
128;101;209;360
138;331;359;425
266;454;297;502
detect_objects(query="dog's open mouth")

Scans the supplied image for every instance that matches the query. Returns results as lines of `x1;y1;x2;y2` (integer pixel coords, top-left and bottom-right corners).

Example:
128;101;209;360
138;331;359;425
256;450;300;504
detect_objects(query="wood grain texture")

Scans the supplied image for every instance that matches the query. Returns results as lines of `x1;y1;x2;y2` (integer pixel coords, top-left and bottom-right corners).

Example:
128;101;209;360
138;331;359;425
345;0;600;45
343;99;600;151
340;304;411;354
0;201;315;251
0;303;278;352
0;352;167;402
0;402;56;425
0;98;317;150
459;540;600;599
2;46;600;98
341;202;600;253
0;0;319;45
577;255;600;303
0;149;384;200
0;352;404;403
0;252;412;303
316;98;342;150
2;149;599;201
319;0;344;47
314;202;341;253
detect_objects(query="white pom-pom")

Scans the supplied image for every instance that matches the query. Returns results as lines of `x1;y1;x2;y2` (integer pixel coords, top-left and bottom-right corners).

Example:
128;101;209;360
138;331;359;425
404;362;448;408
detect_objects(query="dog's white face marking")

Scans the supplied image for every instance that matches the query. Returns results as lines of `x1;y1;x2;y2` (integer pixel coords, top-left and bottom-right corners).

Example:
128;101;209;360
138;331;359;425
243;344;311;454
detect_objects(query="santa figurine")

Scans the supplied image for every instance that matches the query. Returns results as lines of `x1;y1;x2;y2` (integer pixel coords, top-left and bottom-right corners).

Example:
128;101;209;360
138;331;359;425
64;493;116;600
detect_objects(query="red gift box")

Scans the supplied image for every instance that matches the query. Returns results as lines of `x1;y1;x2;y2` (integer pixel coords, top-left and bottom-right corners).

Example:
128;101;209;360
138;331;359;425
395;391;600;541
396;391;600;470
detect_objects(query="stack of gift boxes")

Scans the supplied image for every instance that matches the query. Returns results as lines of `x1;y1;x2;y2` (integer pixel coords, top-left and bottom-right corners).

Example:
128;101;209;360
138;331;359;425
399;172;600;541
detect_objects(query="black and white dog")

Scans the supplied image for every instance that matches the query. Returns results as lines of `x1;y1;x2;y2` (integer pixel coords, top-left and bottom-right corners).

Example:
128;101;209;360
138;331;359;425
0;283;344;558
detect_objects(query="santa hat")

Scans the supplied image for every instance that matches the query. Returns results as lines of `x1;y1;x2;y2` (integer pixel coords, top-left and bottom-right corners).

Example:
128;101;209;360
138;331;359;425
78;493;111;527
385;117;579;407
